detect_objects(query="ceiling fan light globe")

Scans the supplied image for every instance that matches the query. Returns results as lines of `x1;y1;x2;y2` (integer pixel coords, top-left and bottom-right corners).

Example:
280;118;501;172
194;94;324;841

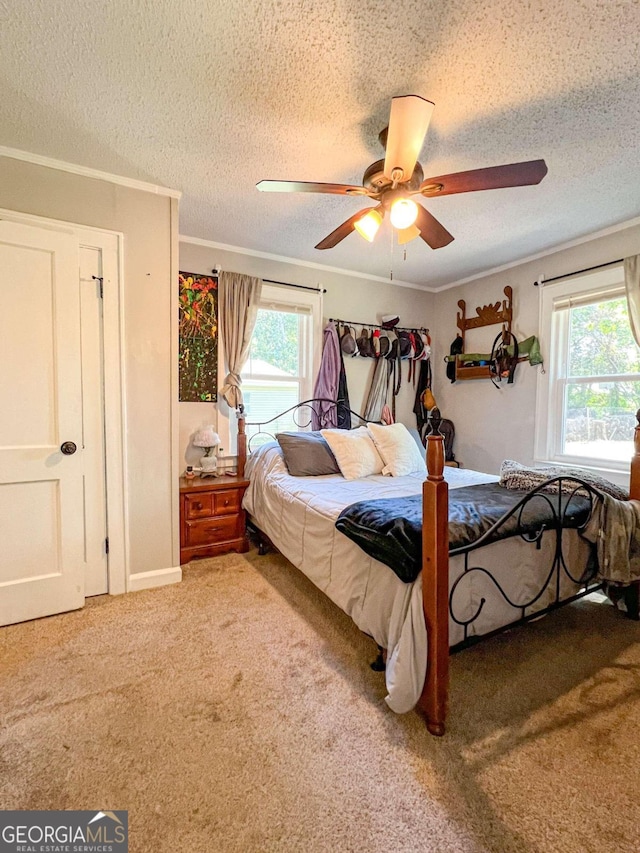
390;198;419;229
397;224;421;244
354;209;383;242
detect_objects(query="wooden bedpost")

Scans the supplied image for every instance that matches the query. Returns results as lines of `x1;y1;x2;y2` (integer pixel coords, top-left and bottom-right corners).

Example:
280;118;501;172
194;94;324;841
626;410;640;620
417;409;449;736
237;409;247;479
630;409;640;500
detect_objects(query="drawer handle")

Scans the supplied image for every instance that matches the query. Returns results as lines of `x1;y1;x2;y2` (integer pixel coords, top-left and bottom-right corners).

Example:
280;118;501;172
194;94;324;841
193;501;203;511
223;499;230;507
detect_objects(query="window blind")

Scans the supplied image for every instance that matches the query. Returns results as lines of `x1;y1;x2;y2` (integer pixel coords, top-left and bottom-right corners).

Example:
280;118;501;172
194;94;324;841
553;284;626;311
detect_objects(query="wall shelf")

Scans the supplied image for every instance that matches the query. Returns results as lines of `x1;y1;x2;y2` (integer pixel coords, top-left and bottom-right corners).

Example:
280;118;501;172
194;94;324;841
454;286;513;381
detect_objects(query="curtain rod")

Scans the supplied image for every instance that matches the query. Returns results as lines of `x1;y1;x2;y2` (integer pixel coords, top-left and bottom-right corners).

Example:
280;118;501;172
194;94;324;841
329;317;429;333
264;278;326;294
533;258;624;287
211;270;326;294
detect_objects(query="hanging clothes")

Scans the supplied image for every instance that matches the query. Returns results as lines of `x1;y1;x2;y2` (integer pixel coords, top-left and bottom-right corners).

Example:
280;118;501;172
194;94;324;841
312;320;341;430
336;329;352;430
413;358;433;439
380;403;394;425
363;357;391;422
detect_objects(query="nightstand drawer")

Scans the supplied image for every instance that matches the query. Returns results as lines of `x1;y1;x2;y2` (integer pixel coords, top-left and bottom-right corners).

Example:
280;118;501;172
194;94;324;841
184;492;214;519
213;489;242;516
185;515;241;547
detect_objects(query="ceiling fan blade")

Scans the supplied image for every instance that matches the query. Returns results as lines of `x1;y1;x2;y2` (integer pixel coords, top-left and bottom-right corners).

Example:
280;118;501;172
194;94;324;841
256;180;368;195
419;160;548;197
415;205;454;249
315;207;380;250
383;95;435;182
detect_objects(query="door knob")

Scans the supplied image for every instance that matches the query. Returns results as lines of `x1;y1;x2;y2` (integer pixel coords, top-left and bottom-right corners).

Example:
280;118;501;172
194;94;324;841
60;441;77;455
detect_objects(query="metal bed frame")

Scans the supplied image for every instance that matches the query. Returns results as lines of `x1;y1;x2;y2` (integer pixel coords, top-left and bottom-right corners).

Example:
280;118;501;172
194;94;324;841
235;398;640;734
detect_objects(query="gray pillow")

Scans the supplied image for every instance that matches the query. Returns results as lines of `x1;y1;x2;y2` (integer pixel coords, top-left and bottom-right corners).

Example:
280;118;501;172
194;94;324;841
276;431;341;476
407;427;426;460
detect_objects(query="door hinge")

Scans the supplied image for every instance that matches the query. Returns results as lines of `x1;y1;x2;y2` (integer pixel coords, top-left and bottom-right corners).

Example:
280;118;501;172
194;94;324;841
92;275;104;298
105;537;109;554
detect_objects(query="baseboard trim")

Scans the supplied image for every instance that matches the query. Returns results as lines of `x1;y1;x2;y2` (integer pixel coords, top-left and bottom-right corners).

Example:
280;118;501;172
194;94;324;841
128;566;182;592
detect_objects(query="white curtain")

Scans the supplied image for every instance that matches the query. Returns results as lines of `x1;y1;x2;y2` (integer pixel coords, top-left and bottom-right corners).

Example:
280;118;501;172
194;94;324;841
219;271;262;409
624;254;640;347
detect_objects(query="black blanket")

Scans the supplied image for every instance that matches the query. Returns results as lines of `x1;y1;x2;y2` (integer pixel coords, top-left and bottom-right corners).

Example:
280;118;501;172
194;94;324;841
335;482;591;583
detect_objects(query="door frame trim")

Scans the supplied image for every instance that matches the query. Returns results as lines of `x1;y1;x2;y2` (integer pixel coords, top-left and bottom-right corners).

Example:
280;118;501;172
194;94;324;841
0;207;128;596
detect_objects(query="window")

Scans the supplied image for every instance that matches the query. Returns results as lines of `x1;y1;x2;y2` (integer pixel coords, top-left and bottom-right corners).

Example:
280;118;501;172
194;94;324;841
241;284;321;446
535;265;640;471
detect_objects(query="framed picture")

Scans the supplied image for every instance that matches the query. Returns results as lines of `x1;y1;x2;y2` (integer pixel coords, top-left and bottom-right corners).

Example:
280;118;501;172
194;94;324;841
178;271;218;402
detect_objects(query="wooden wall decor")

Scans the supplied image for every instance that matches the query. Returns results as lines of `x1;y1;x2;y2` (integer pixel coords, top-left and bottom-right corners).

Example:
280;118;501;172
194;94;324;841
454;285;513;381
178;271;218;402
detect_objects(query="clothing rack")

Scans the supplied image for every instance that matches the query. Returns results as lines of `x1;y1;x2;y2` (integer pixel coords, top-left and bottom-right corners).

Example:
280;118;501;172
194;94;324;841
329;318;429;333
211;270;326;294
533;258;624;287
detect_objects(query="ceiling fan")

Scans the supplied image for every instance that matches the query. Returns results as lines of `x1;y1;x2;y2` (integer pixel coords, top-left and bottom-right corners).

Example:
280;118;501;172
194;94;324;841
256;95;547;251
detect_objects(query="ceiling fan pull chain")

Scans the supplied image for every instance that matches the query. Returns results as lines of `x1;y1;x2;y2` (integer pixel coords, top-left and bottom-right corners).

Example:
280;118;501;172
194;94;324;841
389;224;395;281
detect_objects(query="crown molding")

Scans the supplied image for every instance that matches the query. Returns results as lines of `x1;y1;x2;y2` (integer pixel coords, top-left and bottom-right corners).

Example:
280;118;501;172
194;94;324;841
179;234;431;292
0;145;181;199
437;214;640;292
180;213;640;295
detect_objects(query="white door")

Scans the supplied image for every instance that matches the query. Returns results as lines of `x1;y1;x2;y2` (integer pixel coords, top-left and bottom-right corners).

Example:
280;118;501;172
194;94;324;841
0;220;87;624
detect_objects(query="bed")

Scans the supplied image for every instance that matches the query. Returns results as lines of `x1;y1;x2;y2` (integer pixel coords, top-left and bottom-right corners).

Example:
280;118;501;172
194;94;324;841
237;402;640;735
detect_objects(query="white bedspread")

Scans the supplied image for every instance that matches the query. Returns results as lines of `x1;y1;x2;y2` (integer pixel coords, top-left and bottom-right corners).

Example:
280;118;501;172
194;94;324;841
243;443;588;713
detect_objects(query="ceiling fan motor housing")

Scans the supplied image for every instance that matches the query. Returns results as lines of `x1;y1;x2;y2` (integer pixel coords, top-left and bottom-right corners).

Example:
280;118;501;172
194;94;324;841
362;159;424;195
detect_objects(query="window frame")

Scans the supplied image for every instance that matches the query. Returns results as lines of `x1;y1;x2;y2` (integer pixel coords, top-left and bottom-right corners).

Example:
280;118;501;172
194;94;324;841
535;263;639;473
240;282;322;428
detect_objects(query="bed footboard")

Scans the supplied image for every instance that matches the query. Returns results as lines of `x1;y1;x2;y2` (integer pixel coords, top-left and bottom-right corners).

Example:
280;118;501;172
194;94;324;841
631;409;640;501
418;408;640;736
627;410;640;619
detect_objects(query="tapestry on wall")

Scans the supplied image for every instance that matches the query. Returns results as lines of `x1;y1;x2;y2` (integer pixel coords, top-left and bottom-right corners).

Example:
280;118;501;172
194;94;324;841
178;271;218;402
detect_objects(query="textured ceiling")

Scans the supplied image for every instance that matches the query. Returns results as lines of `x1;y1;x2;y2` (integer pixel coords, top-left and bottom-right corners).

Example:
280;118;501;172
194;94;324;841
1;0;640;289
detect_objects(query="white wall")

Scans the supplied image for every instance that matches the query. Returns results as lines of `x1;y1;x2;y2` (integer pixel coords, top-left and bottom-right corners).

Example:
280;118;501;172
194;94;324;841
178;240;434;467
4;151;636;590
0;156;179;582
10;149;631;586
432;221;640;475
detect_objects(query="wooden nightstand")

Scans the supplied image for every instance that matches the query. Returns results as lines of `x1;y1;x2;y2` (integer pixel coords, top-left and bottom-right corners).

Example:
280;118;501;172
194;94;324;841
179;475;250;564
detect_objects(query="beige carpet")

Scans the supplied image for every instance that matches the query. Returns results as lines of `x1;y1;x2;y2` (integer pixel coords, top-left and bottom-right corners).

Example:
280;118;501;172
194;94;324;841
1;549;639;853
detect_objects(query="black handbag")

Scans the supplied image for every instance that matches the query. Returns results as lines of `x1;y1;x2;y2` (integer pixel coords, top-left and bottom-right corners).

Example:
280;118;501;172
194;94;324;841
446;335;464;383
489;330;519;387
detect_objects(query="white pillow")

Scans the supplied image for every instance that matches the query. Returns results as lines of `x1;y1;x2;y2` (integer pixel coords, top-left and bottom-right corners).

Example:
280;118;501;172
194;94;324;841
367;422;426;477
320;427;384;480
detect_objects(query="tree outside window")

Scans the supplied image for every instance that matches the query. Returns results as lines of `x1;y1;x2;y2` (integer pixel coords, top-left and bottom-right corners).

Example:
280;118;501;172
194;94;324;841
536;265;640;473
242;305;314;445
564;297;640;461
